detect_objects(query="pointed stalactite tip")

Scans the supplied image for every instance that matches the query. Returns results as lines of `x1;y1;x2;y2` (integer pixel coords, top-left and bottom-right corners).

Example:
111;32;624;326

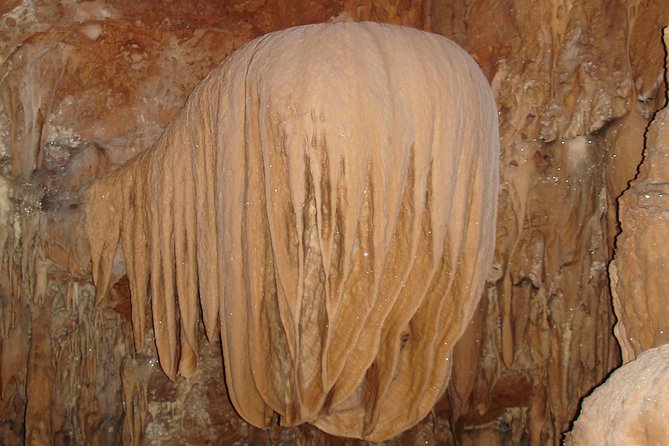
664;26;669;103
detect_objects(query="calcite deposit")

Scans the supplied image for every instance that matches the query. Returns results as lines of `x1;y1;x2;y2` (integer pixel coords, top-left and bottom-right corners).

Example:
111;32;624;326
566;343;669;445
609;27;669;363
566;26;669;446
0;0;668;445
85;22;500;441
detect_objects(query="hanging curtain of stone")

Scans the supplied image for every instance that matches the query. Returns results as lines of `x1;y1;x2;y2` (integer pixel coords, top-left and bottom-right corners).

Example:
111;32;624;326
85;22;499;441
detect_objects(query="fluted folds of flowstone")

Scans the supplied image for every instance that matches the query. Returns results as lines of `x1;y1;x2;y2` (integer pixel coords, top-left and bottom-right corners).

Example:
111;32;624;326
85;22;499;441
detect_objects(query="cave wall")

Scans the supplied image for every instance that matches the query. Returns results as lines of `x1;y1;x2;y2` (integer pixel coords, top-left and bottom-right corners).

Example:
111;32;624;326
0;1;667;445
563;28;669;446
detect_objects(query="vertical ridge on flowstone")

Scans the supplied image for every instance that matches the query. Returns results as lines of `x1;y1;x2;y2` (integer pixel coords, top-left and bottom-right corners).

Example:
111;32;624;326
566;26;669;446
610;26;669;363
85;21;499;441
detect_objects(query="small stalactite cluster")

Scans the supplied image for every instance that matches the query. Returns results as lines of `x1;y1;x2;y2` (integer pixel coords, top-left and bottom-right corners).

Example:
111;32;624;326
0;175;133;444
85;22;500;441
0;32;134;444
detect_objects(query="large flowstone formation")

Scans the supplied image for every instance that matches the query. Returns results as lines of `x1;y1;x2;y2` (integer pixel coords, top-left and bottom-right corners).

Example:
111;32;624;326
0;1;667;444
86;22;499;441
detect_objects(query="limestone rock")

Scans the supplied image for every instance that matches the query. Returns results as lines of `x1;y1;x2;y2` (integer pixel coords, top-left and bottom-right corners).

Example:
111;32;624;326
85;22;499;441
0;0;668;444
566;343;669;445
430;1;665;442
610;27;669;363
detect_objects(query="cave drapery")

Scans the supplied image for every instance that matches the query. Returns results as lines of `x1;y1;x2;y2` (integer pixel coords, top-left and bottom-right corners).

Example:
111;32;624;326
0;1;667;445
85;21;500;441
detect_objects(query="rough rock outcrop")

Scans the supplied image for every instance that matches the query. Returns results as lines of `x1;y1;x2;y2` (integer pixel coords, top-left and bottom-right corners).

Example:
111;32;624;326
566;343;669;445
567;26;669;446
609;27;669;363
431;2;669;443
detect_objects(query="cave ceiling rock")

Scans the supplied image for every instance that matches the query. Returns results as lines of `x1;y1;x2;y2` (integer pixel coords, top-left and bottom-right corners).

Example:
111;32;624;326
86;21;500;441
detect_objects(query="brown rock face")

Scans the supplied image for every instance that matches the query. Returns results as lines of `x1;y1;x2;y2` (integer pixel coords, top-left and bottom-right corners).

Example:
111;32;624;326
565;26;669;446
0;1;668;445
432;2;668;443
610;28;669;362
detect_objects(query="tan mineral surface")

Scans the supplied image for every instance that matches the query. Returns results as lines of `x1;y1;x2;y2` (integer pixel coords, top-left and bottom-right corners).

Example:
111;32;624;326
566;26;669;446
566;343;669;446
0;1;667;445
85;21;499;442
609;27;669;363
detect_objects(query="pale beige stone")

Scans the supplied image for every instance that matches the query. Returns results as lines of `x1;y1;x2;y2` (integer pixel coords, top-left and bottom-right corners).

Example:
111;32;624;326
566;343;669;446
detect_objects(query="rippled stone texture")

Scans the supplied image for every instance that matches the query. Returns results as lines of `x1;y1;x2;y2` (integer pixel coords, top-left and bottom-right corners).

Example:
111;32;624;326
1;1;668;444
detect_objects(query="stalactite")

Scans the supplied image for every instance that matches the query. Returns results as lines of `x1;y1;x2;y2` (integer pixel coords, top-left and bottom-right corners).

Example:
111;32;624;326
2;0;666;443
121;357;152;446
0;172;129;443
86;22;499;441
0;178;59;443
25;278;53;445
0;39;70;180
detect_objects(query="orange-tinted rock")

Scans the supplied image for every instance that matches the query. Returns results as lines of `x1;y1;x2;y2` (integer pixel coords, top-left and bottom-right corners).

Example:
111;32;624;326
610;28;669;362
1;0;668;444
85;22;500;440
610;27;669;363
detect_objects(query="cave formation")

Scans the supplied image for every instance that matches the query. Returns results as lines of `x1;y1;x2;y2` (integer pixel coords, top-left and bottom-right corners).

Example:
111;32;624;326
85;21;499;442
0;1;668;445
